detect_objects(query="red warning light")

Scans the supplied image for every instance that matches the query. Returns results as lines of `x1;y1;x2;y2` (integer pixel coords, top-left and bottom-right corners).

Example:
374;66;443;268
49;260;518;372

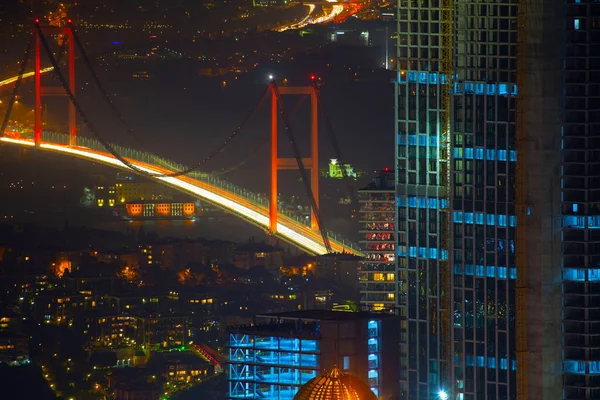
384;168;390;172
310;74;316;81
34;18;40;23
67;18;72;24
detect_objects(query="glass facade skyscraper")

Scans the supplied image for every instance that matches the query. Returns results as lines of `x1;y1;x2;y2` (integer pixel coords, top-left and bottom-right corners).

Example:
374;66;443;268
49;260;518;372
396;1;599;399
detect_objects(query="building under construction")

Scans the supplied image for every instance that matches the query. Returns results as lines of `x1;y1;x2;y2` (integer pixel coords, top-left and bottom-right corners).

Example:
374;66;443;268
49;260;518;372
395;0;598;399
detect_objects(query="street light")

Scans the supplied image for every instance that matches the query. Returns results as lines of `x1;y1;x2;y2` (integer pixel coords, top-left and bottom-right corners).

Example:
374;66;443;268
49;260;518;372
268;74;274;81
438;390;449;400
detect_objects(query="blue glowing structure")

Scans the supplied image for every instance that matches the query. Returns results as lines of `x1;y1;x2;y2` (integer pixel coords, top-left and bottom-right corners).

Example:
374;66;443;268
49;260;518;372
228;333;319;399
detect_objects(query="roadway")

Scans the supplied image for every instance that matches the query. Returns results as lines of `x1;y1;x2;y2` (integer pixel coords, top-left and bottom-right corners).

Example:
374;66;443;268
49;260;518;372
0;136;362;257
0;67;54;90
277;1;359;32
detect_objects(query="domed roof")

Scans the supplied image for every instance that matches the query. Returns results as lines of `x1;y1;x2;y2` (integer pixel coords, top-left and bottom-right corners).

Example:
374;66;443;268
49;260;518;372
293;366;377;400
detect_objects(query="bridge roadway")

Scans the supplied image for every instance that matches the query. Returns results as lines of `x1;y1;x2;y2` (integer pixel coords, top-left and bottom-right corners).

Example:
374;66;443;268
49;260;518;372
0;135;363;257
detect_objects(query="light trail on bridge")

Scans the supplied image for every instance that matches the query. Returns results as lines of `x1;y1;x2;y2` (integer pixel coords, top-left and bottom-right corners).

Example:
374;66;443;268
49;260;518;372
277;3;345;32
0;67;54;89
0;136;361;257
277;4;316;32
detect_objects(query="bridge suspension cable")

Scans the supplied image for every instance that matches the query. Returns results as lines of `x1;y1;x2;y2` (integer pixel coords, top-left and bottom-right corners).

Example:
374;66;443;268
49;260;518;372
313;82;359;209
272;83;332;253
35;23;269;178
0;32;34;139
210;94;310;176
69;26;148;149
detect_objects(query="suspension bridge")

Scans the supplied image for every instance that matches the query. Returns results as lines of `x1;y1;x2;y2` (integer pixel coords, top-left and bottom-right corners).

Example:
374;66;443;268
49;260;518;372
0;21;362;257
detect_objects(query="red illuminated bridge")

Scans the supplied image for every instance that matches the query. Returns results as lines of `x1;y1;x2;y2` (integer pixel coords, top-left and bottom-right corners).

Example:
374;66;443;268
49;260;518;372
0;23;362;256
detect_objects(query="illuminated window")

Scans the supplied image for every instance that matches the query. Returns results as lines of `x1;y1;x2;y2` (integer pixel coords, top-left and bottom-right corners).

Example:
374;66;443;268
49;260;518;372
373;273;384;281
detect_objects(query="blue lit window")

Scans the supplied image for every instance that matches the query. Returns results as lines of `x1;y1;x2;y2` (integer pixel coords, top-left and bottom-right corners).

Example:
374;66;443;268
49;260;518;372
574;19;580;30
573;204;578;213
343;356;350;370
590;269;600;282
498;214;507;227
476;356;485;367
465;212;473;224
453;211;463;223
588;216;600;228
499;84;508;95
564;360;586;374
475;148;484;160
476;213;484;225
429;248;438;259
368;354;379;369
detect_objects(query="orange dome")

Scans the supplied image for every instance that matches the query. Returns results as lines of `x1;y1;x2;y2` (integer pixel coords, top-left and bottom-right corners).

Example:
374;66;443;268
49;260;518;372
293;366;377;400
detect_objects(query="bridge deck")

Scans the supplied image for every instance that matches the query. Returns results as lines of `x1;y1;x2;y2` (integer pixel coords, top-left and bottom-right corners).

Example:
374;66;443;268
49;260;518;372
0;135;362;257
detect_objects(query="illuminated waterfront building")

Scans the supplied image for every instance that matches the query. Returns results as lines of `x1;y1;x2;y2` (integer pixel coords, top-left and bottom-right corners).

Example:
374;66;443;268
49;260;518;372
396;0;600;399
227;310;398;399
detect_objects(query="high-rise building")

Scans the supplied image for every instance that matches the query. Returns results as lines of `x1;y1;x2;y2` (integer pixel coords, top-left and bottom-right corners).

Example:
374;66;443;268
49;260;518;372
395;1;598;399
358;170;396;312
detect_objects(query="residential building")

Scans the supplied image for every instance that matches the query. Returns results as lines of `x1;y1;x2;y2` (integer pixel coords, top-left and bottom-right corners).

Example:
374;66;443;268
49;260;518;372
315;253;361;289
234;241;282;274
395;0;599;399
358;170;396;312
227;310;399;399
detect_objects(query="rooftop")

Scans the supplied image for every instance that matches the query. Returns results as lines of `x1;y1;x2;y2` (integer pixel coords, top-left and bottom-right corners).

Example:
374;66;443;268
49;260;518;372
256;309;395;322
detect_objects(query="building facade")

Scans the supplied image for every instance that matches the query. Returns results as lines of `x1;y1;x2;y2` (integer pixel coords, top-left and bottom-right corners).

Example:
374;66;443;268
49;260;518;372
227;310;398;399
396;0;599;399
358;170;396;312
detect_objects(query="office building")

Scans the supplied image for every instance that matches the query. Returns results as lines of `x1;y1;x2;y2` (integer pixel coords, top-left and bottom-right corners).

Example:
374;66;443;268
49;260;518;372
227;310;398;399
395;0;598;399
358;170;396;312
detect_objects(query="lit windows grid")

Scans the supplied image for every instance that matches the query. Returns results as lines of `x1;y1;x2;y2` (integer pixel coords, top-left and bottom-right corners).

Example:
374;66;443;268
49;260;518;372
451;86;517;399
396;69;446;400
359;190;396;310
396;0;448;395
451;2;518;396
562;1;600;398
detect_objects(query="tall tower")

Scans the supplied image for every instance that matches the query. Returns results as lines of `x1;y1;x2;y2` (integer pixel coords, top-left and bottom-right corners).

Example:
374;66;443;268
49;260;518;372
395;0;598;399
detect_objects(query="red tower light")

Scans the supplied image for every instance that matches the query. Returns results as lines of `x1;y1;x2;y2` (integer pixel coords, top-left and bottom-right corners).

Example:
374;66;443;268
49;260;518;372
67;18;72;24
310;74;316;81
34;18;40;23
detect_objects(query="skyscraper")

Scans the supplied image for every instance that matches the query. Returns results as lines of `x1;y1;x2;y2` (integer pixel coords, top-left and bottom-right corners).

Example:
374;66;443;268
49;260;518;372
358;170;396;312
395;1;599;399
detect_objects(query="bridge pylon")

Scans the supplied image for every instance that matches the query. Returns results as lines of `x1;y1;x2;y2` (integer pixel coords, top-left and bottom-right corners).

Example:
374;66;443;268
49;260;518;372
270;84;319;234
34;21;76;147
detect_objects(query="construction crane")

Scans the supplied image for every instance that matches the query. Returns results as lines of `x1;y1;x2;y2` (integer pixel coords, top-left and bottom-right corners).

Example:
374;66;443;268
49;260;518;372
439;0;454;395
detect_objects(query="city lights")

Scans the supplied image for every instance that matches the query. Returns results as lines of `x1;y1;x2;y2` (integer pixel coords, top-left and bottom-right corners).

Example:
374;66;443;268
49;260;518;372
438;390;449;400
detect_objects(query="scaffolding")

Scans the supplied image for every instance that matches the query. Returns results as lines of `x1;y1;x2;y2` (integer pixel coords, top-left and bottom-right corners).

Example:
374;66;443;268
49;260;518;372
439;0;454;394
515;0;528;399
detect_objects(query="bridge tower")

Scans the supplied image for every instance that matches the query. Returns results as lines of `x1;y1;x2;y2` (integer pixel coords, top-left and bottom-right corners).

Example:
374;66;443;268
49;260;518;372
270;85;319;234
34;20;76;147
